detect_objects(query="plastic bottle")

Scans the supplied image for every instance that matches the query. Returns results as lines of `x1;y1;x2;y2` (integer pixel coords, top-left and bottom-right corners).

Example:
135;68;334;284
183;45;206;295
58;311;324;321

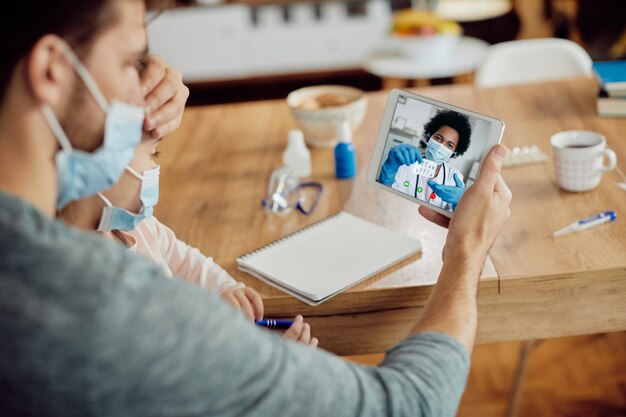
282;129;311;178
334;121;357;179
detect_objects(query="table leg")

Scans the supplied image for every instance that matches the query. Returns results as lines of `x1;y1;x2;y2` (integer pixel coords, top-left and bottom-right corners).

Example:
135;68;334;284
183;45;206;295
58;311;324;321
543;0;553;20
505;339;542;417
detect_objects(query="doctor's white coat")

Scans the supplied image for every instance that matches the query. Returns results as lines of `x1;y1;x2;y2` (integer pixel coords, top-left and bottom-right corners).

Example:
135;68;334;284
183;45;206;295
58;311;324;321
391;161;464;213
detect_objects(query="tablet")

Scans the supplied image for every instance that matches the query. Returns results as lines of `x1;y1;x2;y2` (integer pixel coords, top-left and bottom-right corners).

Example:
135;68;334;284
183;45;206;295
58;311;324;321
367;89;505;218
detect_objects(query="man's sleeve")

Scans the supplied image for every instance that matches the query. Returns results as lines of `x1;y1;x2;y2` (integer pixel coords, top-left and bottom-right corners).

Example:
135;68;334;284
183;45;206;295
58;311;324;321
91;259;470;417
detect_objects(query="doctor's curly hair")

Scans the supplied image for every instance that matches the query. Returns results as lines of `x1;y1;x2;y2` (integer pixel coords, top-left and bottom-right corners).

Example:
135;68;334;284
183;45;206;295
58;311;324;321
423;110;472;157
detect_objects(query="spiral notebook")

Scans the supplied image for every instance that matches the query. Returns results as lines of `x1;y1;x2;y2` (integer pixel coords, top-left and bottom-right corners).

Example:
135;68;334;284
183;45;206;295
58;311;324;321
236;211;422;305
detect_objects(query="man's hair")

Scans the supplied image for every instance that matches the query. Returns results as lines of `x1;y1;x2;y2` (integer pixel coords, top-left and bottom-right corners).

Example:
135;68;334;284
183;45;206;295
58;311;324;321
423;110;472;156
0;0;170;103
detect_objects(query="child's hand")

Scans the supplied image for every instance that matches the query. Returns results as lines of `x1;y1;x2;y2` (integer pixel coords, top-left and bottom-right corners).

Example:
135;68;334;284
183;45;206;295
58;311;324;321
283;315;319;348
220;287;264;321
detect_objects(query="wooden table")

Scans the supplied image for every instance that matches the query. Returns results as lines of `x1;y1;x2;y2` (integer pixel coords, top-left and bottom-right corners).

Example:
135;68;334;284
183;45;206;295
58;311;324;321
157;78;626;355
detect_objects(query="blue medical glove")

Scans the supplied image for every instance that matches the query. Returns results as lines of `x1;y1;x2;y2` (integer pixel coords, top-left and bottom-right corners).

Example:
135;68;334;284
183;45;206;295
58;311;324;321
428;173;465;208
379;144;423;185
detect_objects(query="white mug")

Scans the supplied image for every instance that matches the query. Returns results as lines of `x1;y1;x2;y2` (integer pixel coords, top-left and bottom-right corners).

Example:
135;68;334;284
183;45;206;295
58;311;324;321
550;130;617;192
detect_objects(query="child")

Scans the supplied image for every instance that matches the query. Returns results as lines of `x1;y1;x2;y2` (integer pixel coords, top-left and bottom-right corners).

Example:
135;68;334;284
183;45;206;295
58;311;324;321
59;136;318;347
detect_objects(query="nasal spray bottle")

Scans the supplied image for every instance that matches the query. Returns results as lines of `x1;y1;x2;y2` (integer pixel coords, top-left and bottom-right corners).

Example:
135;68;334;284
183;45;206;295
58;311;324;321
334;121;356;179
283;129;311;178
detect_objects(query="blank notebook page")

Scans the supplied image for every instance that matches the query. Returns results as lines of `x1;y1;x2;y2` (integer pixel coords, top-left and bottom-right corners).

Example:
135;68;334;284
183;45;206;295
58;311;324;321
237;211;422;303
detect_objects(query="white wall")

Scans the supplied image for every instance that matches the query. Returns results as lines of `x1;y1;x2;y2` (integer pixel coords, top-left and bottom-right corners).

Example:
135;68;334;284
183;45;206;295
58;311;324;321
449;117;491;178
391;97;433;136
147;2;391;82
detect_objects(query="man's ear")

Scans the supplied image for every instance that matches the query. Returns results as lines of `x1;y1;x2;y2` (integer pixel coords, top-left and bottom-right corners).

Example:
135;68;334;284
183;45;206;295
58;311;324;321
25;35;73;108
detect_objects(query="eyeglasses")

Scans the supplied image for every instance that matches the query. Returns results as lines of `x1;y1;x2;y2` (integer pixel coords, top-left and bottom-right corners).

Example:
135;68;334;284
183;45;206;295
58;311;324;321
262;166;323;216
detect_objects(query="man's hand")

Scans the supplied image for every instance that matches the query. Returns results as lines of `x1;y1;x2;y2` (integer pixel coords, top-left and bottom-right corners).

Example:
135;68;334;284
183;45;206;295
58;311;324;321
413;144;511;352
140;55;189;138
283;315;319;348
220;287;264;321
419;144;511;263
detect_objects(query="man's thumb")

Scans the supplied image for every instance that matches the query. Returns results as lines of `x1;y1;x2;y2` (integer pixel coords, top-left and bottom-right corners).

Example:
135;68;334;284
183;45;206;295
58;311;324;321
476;144;508;189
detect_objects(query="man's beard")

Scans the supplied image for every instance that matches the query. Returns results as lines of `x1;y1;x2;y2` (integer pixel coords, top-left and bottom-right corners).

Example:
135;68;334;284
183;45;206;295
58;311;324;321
59;80;106;153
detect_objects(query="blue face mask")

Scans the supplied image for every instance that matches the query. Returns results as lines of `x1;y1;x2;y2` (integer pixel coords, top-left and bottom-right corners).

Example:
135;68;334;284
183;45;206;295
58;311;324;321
42;43;145;210
425;139;454;164
96;165;160;232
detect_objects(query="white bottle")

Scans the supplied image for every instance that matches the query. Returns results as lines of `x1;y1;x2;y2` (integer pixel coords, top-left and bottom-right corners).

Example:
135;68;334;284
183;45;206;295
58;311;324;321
283;129;312;178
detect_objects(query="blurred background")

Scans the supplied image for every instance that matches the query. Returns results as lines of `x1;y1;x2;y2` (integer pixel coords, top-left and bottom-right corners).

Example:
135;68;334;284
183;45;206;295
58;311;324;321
148;0;626;105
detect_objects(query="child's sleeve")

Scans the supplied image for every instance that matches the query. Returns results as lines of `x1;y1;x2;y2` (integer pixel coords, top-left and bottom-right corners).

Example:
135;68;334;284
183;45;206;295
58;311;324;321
150;218;243;293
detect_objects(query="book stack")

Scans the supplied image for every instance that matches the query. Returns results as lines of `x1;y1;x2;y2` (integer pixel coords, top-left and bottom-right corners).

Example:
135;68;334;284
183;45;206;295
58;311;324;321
593;60;626;117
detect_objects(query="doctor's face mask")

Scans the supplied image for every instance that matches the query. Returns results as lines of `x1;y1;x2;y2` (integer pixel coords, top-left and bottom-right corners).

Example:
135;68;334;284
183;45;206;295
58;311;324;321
425;127;460;164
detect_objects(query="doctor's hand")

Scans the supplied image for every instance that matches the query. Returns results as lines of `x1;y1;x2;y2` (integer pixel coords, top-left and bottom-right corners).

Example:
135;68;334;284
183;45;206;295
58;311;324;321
428;173;465;207
140;55;190;138
220;286;264;321
419;145;511;264
283;315;319;348
379;144;423;185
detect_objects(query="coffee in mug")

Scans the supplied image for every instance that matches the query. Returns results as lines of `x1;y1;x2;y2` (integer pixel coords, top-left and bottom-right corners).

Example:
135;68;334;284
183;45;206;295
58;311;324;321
550;130;617;192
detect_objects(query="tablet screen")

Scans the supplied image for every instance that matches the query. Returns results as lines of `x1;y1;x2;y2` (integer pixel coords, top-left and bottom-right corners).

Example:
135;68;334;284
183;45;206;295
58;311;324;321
375;93;494;214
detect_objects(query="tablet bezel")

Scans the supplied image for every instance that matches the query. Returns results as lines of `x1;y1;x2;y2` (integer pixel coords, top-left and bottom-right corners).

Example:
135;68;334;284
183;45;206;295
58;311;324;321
366;88;505;219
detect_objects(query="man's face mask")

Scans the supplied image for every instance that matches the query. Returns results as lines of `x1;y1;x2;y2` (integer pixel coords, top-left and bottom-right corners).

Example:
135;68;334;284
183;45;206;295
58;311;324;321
425;138;455;164
41;42;145;210
96;164;160;232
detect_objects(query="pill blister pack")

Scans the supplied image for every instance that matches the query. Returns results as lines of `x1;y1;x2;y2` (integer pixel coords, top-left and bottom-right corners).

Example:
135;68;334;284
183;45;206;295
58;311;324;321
413;159;438;178
502;146;548;168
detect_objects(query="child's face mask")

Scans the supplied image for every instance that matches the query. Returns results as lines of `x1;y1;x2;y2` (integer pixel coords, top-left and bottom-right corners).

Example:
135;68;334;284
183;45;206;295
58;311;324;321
96;165;160;232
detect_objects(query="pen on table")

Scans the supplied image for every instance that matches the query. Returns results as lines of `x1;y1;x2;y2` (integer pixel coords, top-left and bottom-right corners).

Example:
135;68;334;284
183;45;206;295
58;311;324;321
255;319;294;329
552;210;617;237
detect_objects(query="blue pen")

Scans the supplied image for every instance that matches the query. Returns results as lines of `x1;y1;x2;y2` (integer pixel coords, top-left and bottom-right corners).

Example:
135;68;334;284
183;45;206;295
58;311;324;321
552;210;617;237
255;319;294;329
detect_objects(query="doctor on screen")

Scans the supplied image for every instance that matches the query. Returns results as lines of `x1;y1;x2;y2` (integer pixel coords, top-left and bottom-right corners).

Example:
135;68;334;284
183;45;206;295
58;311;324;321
378;110;472;212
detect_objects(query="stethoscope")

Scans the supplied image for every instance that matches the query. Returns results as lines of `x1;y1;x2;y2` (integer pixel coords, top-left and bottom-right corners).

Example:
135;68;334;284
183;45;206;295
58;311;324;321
414;163;447;201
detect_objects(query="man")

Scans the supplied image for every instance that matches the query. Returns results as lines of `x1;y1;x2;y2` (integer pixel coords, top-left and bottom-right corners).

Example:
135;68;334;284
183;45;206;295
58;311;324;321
379;110;472;212
0;1;511;417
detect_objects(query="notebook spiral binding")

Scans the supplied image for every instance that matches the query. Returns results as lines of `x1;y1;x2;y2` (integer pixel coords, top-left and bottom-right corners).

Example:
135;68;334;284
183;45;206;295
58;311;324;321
238;211;345;261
